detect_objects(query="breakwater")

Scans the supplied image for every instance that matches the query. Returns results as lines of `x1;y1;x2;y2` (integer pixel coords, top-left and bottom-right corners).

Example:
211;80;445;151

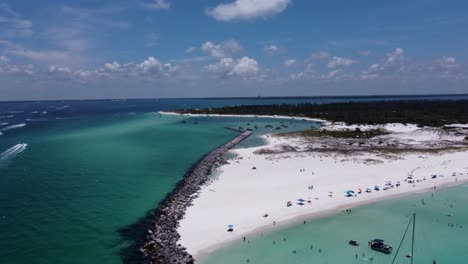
140;130;253;264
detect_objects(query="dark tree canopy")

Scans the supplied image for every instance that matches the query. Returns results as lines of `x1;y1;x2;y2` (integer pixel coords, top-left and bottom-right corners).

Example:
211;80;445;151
175;100;468;127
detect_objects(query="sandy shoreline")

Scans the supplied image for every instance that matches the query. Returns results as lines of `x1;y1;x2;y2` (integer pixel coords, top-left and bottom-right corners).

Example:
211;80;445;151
163;112;468;261
178;142;468;260
192;178;468;262
158;111;327;123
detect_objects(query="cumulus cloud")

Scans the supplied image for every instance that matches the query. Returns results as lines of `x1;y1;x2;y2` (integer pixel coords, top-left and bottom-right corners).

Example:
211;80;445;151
438;56;459;69
0;58;33;75
144;0;170;10
207;0;291;21
103;61;121;72
327;56;357;68
201;39;242;58
386;47;404;64
263;44;279;55
284;59;296;67
205;56;258;77
289;72;305;80
311;51;329;60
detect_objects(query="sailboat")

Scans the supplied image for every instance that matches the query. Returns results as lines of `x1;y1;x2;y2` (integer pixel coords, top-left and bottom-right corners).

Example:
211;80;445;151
389;213;427;264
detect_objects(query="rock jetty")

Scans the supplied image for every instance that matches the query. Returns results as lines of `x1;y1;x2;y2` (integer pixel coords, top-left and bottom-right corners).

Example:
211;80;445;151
140;130;253;264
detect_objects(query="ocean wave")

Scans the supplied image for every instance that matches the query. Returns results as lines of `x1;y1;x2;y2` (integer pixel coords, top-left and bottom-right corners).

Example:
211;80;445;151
1;111;23;114
26;118;47;122
41;111;47;115
0;143;27;163
0;115;14;119
1;123;26;132
0;122;8;126
56;105;70;110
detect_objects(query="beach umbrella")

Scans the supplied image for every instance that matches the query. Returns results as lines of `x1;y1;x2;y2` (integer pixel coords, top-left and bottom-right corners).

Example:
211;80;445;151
345;190;355;194
297;198;306;202
297;202;305;206
227;224;234;228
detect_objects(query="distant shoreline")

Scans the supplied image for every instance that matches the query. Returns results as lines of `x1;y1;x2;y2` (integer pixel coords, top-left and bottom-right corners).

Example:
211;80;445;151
158;111;327;123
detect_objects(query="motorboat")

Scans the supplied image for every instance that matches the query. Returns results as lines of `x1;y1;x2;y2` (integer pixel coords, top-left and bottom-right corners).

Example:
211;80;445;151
369;239;392;254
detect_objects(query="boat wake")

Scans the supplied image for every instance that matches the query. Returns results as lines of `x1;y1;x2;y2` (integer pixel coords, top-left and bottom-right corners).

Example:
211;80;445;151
1;123;26;132
0;143;27;166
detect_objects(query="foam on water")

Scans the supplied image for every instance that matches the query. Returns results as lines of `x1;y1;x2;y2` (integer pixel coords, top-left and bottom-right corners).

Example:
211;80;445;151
0;143;27;164
1;123;26;132
26;118;47;122
56;105;70;110
0;115;14;119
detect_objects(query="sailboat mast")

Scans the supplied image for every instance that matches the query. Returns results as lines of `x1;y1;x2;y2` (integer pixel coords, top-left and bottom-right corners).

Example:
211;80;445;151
411;213;416;264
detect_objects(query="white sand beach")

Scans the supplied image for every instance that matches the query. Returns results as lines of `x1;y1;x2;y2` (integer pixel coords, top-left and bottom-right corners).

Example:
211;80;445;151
176;120;468;260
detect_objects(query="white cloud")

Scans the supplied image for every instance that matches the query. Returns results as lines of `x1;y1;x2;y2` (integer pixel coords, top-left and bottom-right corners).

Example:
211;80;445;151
139;57;163;73
358;50;371;56
201;39;242;58
48;65;71;73
263;44;279;55
386;48;404;64
0;56;9;63
6;48;69;64
284;59;296;67
289;72;305;80
327;56;357;68
311;51;329;60
207;0;291;21
144;0;170;10
104;61;122;72
205;56;258;77
438;56;459;69
321;69;343;79
186;47;196;53
231;56;259;76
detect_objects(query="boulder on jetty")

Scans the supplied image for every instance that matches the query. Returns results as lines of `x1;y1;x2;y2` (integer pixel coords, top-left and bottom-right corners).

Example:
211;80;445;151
140;130;253;264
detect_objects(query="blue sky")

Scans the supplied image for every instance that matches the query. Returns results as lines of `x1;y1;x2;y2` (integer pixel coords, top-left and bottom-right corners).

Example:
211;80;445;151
1;0;467;100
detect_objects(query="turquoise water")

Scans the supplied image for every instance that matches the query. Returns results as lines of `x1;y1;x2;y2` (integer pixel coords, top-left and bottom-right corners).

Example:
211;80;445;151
202;186;468;264
0;100;314;264
1;97;467;264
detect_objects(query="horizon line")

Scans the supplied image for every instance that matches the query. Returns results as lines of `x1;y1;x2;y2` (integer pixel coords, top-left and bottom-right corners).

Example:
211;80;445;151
1;93;468;103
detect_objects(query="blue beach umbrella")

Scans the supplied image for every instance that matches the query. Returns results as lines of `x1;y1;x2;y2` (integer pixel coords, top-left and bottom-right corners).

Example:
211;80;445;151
228;224;234;228
297;198;306;202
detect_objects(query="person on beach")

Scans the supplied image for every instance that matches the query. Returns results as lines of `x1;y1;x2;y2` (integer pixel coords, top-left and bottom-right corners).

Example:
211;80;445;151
243;236;246;242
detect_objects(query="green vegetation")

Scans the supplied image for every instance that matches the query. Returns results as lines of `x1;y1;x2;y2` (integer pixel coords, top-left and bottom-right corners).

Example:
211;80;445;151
275;129;388;139
175;100;468;127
